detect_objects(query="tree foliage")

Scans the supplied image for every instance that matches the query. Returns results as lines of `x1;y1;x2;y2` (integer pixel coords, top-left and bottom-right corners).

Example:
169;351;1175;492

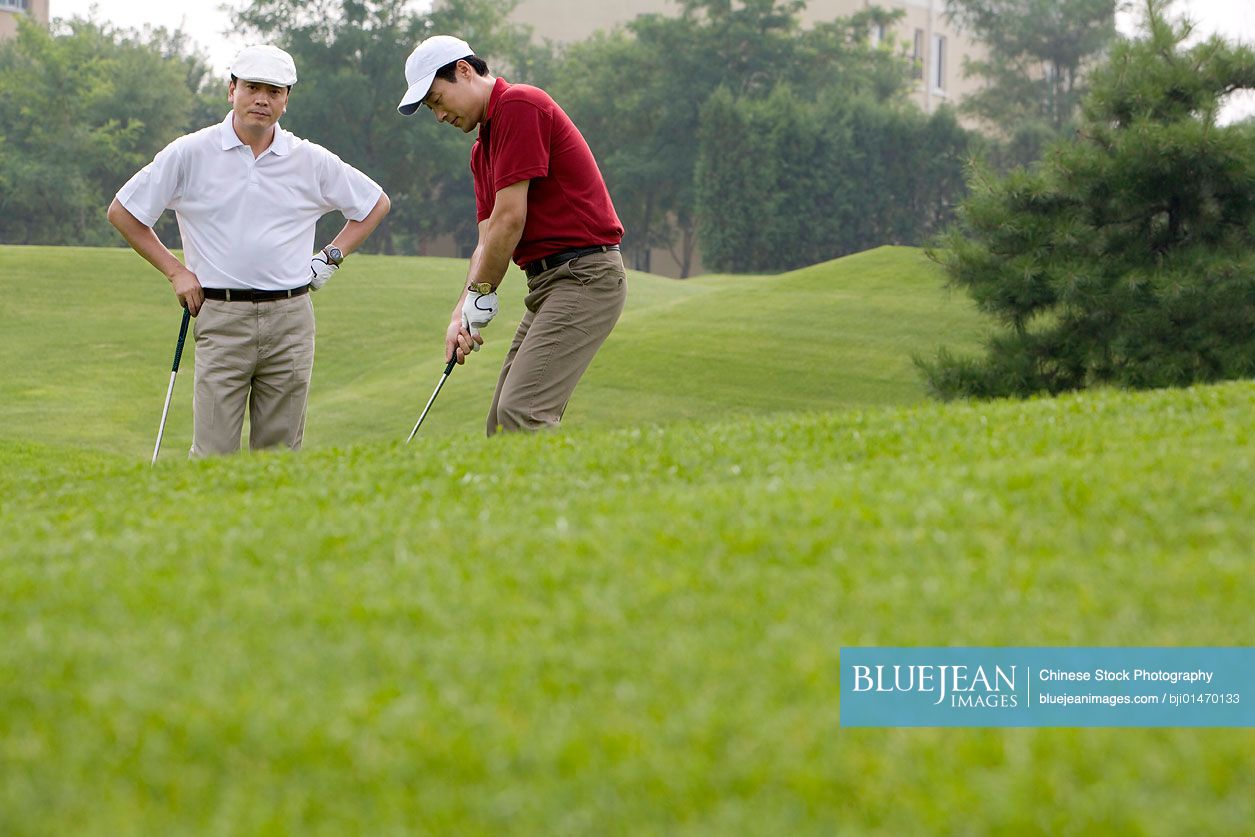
697;87;970;272
921;0;1255;398
946;0;1117;169
0;17;216;245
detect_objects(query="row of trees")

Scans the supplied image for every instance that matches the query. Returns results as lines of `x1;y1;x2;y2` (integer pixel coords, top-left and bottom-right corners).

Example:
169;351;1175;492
0;19;220;246
697;88;970;272
1;0;1118;273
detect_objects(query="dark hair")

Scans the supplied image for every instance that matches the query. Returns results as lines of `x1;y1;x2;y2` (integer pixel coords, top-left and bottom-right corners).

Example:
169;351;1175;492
229;75;292;92
433;55;489;84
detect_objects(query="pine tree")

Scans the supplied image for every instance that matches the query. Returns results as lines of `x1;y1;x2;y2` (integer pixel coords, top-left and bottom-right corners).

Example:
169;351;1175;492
920;0;1255;399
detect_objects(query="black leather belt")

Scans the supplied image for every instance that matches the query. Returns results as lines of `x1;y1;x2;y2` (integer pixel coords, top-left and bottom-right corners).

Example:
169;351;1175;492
202;285;310;302
523;245;620;279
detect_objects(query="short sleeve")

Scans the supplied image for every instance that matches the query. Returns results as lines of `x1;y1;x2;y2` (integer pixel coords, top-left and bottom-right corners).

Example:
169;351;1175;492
317;149;384;221
490;100;551;194
116;139;185;227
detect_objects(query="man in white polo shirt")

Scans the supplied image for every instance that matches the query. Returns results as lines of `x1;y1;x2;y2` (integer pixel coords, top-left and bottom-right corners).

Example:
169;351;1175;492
108;45;390;456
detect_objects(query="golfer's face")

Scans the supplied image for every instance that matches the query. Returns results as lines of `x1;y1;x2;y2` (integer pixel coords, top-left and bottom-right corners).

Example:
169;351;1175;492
424;78;477;133
229;80;289;131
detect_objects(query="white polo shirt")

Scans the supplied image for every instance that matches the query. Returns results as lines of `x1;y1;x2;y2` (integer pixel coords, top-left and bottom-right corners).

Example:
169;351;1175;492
117;113;383;291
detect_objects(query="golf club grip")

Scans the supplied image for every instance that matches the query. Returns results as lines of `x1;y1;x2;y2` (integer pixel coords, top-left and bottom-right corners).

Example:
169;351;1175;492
444;356;457;375
172;308;191;372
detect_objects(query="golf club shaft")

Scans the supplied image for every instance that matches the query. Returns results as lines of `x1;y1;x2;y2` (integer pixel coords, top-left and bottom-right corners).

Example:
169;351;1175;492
406;356;458;444
151;308;192;465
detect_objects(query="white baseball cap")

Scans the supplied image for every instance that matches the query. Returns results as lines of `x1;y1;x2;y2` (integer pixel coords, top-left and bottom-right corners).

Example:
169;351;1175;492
397;35;475;115
231;45;298;87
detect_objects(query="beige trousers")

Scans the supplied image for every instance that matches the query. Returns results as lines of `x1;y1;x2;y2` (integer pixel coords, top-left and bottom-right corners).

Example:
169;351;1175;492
191;295;315;456
486;249;627;435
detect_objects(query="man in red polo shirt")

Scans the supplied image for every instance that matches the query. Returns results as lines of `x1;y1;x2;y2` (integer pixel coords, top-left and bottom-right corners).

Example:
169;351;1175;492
398;36;627;435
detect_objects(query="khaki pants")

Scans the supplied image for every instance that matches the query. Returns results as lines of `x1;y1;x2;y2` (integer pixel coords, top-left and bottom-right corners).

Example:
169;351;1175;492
191;295;315;457
487;249;627;435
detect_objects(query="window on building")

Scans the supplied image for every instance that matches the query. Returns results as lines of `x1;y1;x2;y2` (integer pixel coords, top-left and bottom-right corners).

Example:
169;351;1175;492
870;22;886;48
0;0;30;10
912;29;925;81
932;34;947;92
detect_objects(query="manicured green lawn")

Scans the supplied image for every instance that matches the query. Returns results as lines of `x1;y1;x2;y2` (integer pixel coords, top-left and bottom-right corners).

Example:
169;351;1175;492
0;245;985;456
2;378;1251;833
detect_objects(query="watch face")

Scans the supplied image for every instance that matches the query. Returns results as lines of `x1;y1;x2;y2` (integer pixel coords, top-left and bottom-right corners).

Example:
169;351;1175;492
327;247;343;264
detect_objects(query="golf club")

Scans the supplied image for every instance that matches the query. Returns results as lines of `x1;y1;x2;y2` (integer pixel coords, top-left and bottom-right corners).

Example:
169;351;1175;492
406;355;458;443
151;307;191;465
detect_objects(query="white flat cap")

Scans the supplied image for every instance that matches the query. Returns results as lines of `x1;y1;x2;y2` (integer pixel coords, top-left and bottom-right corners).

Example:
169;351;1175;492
231;45;298;87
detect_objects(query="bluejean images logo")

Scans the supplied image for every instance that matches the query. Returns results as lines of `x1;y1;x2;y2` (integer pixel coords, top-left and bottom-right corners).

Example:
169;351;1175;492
851;663;1019;709
840;648;1254;727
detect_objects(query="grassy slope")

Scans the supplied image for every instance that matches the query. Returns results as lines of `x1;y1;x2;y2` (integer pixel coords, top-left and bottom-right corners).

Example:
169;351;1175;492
1;381;1252;834
0;245;984;456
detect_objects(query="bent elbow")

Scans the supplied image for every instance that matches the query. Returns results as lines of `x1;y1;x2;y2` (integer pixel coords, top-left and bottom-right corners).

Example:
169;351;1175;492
106;198;138;233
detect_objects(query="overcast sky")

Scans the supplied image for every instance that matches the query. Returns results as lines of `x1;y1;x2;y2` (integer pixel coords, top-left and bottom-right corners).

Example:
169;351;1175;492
50;0;1254;120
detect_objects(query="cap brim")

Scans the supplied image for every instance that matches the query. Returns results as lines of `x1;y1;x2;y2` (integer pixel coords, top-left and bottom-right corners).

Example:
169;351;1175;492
236;75;295;87
397;72;436;115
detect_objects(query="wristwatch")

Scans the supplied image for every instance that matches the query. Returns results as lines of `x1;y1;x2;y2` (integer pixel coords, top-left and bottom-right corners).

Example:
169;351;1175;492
323;245;344;266
467;281;493;294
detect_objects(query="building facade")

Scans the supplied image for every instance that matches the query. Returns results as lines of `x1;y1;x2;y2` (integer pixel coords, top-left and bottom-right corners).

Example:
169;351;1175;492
0;0;49;40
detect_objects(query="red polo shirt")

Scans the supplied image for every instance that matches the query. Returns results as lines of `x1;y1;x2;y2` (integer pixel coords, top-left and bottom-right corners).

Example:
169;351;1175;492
471;78;624;266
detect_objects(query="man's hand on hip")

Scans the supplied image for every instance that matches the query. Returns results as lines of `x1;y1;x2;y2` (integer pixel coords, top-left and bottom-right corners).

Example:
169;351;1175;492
309;250;339;291
170;266;204;316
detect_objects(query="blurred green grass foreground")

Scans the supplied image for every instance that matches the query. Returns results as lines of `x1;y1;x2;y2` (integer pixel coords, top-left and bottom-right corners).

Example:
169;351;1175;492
0;244;1251;833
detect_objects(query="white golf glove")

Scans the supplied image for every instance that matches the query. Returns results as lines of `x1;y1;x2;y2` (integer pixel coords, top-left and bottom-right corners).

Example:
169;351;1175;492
461;287;499;351
309;251;339;291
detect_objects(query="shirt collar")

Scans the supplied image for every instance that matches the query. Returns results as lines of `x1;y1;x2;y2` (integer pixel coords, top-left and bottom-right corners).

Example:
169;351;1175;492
478;78;510;147
484;77;510;124
218;113;241;150
218;112;291;156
